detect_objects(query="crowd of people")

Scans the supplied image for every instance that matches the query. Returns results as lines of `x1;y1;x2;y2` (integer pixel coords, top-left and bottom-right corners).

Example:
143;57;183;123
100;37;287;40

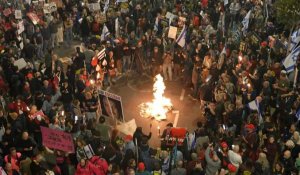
0;0;299;174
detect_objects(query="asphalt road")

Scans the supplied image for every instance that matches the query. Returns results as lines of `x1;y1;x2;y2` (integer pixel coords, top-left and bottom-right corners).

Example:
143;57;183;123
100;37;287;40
109;73;203;147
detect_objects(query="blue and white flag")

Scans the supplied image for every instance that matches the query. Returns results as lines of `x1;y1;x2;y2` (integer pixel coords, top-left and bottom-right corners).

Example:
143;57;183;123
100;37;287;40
154;17;159;31
290;28;300;51
176;25;187;48
248;99;263;124
103;0;110;13
101;24;110;41
296;109;300;121
282;43;300;73
242;10;251;36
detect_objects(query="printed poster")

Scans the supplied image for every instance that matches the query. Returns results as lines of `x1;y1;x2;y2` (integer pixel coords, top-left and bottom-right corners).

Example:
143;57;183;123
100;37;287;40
98;90;124;122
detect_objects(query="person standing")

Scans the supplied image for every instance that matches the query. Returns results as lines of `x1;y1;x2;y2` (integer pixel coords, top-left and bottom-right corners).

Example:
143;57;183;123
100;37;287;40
64;16;73;46
162;51;173;81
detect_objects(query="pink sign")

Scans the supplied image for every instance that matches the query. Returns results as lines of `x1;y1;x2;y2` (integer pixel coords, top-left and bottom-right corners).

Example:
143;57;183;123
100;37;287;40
40;126;75;153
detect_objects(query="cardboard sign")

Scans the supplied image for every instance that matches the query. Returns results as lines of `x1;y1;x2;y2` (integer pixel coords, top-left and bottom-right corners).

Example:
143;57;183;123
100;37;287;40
27;13;40;25
3;8;12;17
99;90;124;122
41;126;75;153
17;21;25;34
168;26;178;39
14;58;27;70
15;10;22;19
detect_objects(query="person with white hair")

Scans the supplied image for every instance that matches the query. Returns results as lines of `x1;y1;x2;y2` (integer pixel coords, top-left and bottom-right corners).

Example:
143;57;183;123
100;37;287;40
228;145;242;171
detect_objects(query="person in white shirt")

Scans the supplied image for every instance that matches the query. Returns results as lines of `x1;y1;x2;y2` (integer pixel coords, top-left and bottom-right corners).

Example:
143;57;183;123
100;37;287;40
228;145;243;171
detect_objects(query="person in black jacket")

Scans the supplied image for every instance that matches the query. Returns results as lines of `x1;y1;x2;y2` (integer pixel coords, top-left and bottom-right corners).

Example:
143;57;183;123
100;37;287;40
133;127;152;147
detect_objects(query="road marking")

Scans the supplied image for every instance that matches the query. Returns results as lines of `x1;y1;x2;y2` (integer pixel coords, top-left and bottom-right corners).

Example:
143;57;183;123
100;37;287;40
180;89;185;101
172;110;180;127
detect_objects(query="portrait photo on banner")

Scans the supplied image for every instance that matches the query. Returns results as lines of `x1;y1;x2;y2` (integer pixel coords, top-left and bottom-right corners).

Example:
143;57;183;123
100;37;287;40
98;90;124;122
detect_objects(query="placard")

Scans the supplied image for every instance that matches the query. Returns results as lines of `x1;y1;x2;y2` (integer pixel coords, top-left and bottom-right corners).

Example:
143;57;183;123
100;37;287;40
3;8;12;17
27;13;40;25
168;26;177;39
14;58;27;70
43;3;50;14
40;126;75;153
15;10;22;19
98;90;124;122
49;2;57;12
83;144;95;159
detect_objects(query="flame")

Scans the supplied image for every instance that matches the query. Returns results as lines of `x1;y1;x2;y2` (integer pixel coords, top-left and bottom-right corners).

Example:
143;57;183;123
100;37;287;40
139;74;173;120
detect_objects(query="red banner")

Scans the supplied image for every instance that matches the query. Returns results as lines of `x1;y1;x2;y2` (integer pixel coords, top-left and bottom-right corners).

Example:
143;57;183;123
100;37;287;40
40;126;75;153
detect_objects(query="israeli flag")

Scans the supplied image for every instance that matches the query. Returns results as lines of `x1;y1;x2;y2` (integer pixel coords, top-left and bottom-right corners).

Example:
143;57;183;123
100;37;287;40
282;43;300;73
103;0;110;13
290;28;300;51
296;109;300;120
242;10;251;36
101;24;110;41
154;17;159;31
176;25;187;48
248;99;263;124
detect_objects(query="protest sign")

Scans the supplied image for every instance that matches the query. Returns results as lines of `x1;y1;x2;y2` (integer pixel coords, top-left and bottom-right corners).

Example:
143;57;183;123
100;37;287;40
40;126;75;153
88;3;101;11
17;21;25;34
83;144;95;159
49;2;57;12
43;4;50;14
15;10;22;19
116;119;137;136
3;8;12;17
168;26;178;39
27;13;40;25
98;90;124;122
14;58;27;70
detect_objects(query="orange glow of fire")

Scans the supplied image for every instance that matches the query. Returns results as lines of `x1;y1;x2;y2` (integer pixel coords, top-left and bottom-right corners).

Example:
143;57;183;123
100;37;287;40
139;74;173;120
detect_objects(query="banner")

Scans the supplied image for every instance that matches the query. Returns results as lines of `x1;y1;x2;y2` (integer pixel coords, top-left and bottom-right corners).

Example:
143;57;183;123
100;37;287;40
168;26;177;39
98;90;124;122
15;10;22;19
40;126;75;153
116;119;137;136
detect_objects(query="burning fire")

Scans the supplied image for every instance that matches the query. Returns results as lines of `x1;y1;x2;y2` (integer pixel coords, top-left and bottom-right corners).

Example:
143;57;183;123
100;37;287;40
139;74;173;120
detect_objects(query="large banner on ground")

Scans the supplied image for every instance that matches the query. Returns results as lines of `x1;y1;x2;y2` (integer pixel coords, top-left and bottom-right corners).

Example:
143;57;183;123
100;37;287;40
40;126;75;153
98;90;124;122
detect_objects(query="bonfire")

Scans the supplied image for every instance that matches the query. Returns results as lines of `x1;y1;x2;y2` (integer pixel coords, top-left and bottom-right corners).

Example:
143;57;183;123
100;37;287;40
139;74;173;120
